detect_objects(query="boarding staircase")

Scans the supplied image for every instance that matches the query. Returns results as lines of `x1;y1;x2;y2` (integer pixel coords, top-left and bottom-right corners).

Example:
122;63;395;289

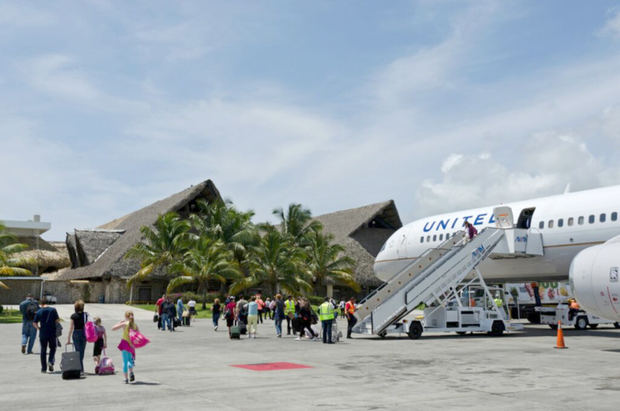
352;225;544;335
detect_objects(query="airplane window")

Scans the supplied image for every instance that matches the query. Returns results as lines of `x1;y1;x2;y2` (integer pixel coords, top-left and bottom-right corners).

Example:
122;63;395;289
420;236;424;243
600;213;606;223
446;233;450;239
439;234;443;241
427;235;431;242
589;215;595;224
539;221;544;229
612;212;618;222
567;217;574;226
578;216;584;225
558;218;564;227
548;220;554;229
433;234;437;242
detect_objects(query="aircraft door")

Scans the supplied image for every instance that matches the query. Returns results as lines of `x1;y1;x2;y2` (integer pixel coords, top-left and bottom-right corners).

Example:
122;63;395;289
516;207;536;229
492;206;514;228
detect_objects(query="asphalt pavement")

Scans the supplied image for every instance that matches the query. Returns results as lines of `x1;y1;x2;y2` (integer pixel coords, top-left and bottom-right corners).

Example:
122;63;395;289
2;304;620;410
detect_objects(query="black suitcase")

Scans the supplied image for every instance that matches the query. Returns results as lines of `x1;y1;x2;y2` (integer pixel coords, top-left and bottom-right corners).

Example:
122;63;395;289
239;321;247;335
61;344;81;379
173;317;181;327
230;325;241;339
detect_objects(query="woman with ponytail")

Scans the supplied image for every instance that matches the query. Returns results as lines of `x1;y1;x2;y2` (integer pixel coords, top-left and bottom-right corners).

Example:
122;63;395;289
112;311;138;384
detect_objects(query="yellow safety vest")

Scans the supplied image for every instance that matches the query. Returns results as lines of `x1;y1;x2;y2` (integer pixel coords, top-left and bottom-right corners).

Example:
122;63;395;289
494;298;503;308
318;302;335;321
285;300;295;315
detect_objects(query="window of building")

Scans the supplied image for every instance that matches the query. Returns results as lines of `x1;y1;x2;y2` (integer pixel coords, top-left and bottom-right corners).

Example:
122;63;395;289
600;213;606;223
548;220;554;229
420;236;424;243
558;218;564;227
578;216;584;225
589;215;595;224
539;221;544;229
568;217;574;226
612;212;618;222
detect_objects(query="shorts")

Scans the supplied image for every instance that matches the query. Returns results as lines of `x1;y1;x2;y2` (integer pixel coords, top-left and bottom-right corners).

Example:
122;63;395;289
93;338;104;356
226;315;234;327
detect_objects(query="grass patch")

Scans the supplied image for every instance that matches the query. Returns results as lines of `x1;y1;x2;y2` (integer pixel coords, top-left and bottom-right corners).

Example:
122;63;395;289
0;309;23;324
126;303;214;319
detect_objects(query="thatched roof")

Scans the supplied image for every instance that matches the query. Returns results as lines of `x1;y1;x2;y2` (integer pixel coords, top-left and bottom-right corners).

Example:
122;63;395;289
14;249;71;273
55;179;221;281
312;200;402;286
74;229;124;266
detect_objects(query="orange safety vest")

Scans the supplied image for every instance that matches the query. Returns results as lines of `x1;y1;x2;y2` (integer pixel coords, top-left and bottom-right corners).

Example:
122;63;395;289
345;301;355;314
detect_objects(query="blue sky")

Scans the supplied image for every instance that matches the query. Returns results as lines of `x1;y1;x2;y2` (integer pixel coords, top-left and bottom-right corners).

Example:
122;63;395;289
2;1;620;240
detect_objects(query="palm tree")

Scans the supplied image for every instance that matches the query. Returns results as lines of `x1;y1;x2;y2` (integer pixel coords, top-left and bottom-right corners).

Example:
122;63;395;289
272;203;322;246
191;199;258;264
125;212;193;287
305;230;359;297
0;224;32;289
229;224;312;296
167;236;242;309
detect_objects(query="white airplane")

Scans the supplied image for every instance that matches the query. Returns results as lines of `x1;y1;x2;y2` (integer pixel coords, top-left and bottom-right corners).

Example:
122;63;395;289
374;184;620;320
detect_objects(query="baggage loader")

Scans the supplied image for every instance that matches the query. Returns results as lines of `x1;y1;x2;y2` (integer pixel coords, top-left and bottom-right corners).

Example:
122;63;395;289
61;343;81;379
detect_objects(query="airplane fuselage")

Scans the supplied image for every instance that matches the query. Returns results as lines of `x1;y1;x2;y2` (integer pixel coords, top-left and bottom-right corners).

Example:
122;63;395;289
374;185;620;283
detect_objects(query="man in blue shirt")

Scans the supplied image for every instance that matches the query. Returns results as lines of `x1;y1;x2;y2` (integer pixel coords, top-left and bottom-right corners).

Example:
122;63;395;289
19;294;39;354
33;297;60;373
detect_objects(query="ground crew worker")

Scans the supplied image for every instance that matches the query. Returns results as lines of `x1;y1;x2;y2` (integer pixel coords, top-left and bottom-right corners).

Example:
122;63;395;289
345;297;357;339
568;298;580;320
318;297;335;344
285;296;296;335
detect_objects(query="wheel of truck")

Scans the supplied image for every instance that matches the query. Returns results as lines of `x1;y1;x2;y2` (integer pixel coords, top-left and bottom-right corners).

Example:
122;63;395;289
614;322;620;329
589;323;598;329
574;316;588;330
456;331;467;335
408;321;423;339
548;324;558;330
489;321;505;336
378;331;387;339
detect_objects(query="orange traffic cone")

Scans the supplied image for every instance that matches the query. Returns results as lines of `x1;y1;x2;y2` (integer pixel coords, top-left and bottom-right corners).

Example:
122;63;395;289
555;320;567;349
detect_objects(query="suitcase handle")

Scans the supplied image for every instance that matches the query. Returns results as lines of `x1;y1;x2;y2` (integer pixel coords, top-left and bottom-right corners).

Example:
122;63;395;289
64;343;76;353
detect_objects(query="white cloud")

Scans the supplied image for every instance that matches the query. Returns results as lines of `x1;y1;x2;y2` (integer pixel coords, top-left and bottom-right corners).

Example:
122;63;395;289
600;8;620;39
414;132;617;217
0;3;54;28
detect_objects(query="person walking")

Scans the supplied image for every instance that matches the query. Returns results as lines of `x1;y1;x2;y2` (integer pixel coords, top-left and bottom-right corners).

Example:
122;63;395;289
212;298;221;331
112;311;138;384
187;298;197;318
247;296;259;339
296;299;318;341
256;294;265;324
319;297;335;344
92;317;107;374
32;297;59;373
274;294;285;337
345;297;357;339
176;297;185;325
161;298;176;331
284;296;296;335
464;221;478;241
66;300;88;374
155;294;165;329
19;293;39;354
236;295;248;327
225;296;236;338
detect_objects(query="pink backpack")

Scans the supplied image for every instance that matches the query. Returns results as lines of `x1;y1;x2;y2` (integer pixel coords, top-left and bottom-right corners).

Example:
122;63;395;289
129;329;150;348
84;314;98;343
97;350;115;375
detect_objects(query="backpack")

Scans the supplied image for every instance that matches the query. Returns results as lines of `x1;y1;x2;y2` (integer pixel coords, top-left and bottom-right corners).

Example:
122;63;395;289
25;302;37;321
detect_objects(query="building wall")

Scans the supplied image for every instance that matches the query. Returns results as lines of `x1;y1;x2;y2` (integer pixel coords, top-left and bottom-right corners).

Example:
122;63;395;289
0;280;43;305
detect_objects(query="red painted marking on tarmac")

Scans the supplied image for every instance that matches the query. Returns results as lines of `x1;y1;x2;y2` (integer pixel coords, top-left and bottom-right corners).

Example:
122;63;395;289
231;362;312;371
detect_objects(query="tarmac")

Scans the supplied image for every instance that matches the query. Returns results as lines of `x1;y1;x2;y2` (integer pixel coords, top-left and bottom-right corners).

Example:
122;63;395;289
2;304;620;410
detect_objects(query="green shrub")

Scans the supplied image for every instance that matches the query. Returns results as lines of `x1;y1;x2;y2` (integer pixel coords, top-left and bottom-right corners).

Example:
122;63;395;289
167;291;224;304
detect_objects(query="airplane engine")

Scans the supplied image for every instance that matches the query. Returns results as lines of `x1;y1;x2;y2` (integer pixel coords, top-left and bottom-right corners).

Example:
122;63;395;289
569;236;620;321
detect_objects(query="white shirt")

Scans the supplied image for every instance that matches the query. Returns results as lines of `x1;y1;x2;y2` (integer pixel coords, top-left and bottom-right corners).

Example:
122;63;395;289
188;300;196;308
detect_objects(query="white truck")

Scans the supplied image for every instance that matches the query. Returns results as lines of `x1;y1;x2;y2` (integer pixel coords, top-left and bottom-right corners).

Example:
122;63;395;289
504;281;571;323
535;303;620;330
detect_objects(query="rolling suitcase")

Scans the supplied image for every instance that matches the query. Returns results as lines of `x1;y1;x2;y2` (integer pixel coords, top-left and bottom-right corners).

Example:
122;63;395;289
230;325;241;339
61;343;81;379
239;321;247;335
